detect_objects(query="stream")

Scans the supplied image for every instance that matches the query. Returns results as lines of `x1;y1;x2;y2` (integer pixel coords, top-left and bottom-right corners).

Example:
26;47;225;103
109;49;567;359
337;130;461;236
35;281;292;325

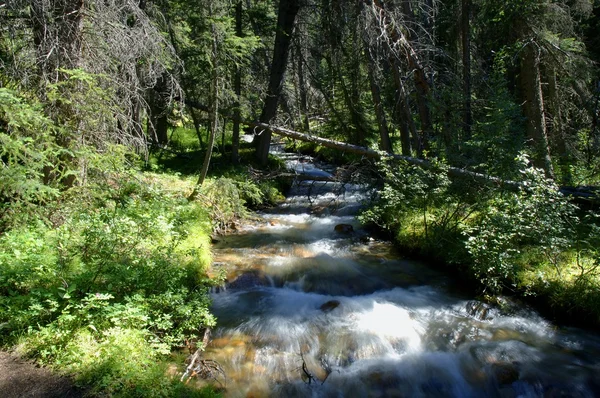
206;148;600;397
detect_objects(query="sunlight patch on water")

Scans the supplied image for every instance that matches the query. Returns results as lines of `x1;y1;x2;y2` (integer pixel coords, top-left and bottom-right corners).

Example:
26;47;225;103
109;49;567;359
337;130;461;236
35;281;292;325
263;213;312;225
352;302;423;354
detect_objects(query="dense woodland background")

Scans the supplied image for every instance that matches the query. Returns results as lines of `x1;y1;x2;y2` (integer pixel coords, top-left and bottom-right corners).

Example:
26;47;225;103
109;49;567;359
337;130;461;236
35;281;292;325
1;0;600;396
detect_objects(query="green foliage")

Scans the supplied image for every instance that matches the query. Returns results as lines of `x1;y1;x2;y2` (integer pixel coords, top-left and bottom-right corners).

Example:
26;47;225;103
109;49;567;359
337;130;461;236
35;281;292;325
0;166;218;396
464;155;578;292
198;176;280;232
0;88;61;231
468;70;525;179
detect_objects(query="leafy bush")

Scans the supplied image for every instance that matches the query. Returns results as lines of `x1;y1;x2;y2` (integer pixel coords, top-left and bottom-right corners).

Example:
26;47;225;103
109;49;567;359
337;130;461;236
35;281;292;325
464;156;578;292
0;170;218;396
359;157;478;260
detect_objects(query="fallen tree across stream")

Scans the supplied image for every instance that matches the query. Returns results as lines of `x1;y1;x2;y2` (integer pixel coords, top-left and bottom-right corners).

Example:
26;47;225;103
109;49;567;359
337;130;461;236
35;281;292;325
247;122;600;205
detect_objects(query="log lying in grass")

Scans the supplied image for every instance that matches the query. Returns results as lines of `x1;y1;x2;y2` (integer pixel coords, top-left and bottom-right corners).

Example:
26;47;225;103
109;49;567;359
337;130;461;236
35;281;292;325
248;122;600;205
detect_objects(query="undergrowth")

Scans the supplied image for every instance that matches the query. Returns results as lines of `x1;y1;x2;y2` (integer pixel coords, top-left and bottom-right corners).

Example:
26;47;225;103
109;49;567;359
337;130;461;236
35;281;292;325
360;155;600;327
0;165;224;396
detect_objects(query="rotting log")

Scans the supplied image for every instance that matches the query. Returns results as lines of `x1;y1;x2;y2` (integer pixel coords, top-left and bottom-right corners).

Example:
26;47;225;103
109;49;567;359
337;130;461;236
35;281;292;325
247;122;600;205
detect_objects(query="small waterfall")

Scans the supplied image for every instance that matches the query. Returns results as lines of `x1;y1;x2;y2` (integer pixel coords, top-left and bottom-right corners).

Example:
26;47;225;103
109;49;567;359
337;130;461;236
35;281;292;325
206;150;600;397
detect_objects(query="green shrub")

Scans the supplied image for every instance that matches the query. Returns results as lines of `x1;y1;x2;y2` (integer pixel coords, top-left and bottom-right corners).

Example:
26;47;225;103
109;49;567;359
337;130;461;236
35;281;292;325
0;170;218;396
0;88;62;231
464;156;578;292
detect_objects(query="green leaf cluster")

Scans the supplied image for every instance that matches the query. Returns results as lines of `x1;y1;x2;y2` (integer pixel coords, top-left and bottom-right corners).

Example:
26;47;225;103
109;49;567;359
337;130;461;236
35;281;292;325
0;169;218;396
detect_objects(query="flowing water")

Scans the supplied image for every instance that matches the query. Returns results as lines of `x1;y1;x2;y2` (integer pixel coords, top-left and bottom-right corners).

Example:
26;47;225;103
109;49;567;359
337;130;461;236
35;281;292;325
206;149;600;397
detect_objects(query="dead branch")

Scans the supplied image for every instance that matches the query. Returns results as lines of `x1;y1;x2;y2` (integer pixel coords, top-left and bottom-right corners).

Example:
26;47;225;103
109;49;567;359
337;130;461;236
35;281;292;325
181;328;226;387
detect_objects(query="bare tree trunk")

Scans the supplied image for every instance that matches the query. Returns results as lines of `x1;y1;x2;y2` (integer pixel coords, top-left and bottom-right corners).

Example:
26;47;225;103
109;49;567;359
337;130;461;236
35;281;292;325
32;0;85;188
365;0;432;155
545;64;571;184
366;50;392;153
392;65;417;156
256;0;301;165
296;41;310;132
461;0;472;140
189;108;204;150
250;121;524;190
148;74;170;145
231;1;243;165
400;1;432;153
520;41;554;178
189;25;219;200
31;0;85;80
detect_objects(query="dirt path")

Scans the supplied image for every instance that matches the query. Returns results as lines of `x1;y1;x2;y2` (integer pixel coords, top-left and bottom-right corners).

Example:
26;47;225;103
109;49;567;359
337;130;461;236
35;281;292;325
0;352;84;398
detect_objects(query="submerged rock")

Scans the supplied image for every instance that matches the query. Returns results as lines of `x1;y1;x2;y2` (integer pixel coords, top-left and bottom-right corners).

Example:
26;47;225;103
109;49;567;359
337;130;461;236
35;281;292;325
334;224;354;233
319;300;341;312
227;271;270;290
491;362;519;385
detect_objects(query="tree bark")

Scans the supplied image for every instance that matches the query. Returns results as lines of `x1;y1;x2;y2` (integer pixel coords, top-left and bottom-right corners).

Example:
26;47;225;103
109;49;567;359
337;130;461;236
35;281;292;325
520;41;554;178
366;50;392;153
461;0;472;140
392;65;417;156
231;1;243;165
256;0;301;165
189;25;219;200
545;64;571;184
296;40;310;132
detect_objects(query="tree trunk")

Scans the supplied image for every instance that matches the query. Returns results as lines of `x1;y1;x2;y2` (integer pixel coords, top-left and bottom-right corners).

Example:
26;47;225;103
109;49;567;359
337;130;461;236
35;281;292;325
249;122;524;190
189;25;219;200
520;41;554;177
545;64;571;184
231;1;243;165
366;0;432;155
256;0;301;165
189;108;204;150
461;0;472;140
31;0;85;80
32;0;85;188
366;50;392;153
296;41;310;132
149;74;170;146
392;65;416;156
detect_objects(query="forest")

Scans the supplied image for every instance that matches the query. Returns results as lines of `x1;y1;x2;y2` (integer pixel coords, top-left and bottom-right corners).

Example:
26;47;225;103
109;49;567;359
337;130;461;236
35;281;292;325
1;0;600;396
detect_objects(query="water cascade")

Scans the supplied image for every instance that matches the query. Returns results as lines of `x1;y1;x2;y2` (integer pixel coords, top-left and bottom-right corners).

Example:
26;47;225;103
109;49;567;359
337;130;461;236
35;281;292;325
206;148;600;397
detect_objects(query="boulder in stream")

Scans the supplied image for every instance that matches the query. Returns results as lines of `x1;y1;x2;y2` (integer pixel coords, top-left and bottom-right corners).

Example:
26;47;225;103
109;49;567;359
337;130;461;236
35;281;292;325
319;300;341;312
491;362;519;385
226;271;270;290
334;224;354;233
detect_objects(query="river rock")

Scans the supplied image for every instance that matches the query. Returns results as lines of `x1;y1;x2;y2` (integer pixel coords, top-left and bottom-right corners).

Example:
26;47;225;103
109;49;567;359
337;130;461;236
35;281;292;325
334;224;354;233
319;300;341;312
491;362;519;385
227;270;270;290
466;301;495;320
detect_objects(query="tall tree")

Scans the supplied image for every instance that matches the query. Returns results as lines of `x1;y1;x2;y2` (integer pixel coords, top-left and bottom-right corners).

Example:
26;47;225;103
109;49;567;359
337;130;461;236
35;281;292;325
255;0;301;165
461;0;472;140
231;1;243;165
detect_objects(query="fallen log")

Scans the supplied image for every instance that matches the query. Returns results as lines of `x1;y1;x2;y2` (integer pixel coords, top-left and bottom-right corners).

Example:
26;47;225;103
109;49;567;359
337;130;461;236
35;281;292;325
248;122;600;205
248;122;521;190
